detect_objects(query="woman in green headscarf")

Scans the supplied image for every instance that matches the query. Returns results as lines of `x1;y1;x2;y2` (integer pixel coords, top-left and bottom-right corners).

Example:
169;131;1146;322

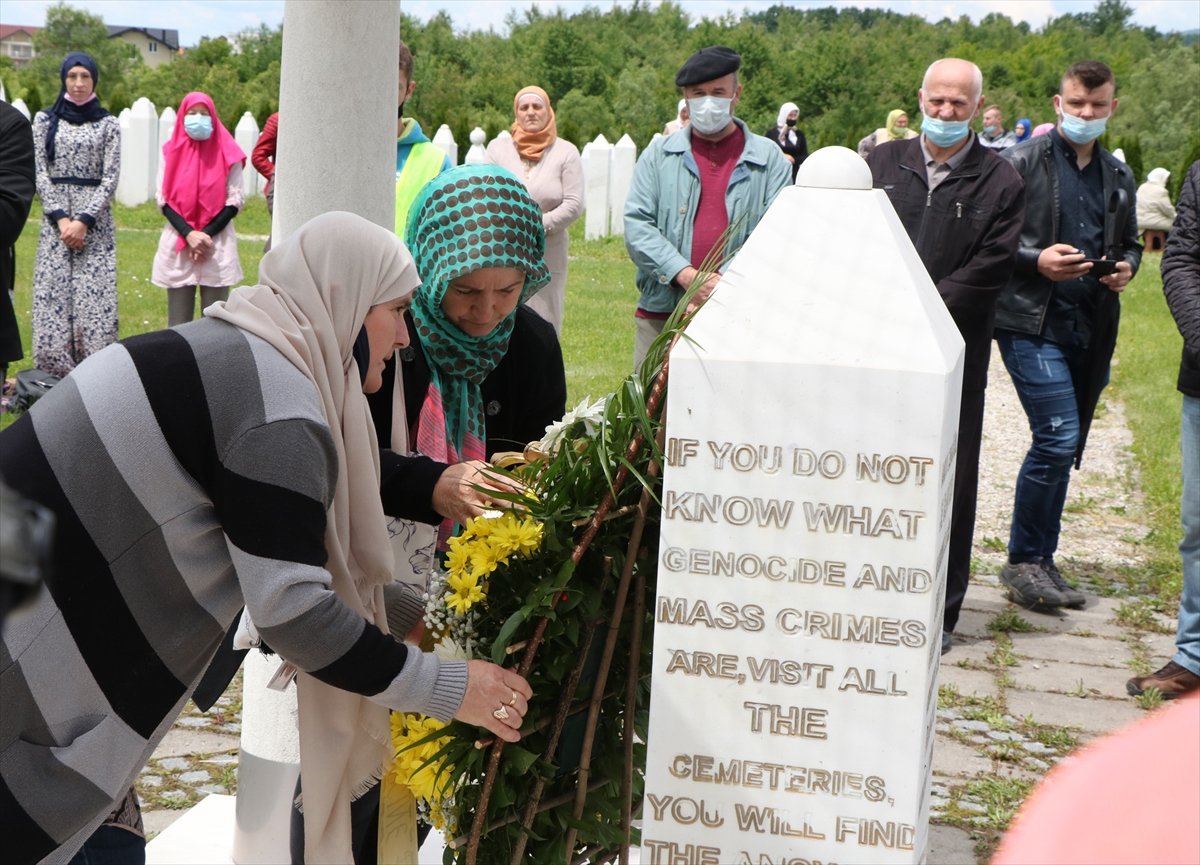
367;165;567;545
857;108;918;160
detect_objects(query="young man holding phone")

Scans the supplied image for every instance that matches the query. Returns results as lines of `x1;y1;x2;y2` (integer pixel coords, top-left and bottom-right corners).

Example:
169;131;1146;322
993;60;1141;612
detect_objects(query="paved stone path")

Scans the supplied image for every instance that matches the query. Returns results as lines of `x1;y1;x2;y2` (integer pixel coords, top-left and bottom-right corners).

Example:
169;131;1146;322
142;347;1173;862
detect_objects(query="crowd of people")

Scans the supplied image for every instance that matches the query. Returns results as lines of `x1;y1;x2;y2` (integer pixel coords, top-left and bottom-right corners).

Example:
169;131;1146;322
0;36;1196;865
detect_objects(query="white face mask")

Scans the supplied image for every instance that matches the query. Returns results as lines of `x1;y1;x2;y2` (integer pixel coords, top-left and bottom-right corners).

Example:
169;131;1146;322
687;96;733;135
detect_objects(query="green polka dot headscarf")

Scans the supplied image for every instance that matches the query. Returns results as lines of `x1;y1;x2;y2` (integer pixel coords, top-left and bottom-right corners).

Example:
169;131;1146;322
405;165;551;478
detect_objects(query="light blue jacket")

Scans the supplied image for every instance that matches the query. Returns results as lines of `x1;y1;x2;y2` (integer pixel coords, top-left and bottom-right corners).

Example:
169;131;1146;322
623;117;792;314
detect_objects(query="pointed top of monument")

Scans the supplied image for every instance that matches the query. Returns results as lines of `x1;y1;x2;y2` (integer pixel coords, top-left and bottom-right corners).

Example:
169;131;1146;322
796;145;872;190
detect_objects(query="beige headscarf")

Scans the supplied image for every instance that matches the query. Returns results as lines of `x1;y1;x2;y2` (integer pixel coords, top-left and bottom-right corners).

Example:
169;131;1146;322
511;85;557;162
206;211;420;862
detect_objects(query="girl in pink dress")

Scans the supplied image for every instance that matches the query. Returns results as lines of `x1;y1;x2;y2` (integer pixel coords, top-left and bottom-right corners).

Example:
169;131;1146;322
152;91;246;326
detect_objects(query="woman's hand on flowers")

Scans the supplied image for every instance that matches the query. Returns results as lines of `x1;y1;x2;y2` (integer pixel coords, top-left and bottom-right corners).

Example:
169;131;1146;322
433;461;525;524
457;660;532;743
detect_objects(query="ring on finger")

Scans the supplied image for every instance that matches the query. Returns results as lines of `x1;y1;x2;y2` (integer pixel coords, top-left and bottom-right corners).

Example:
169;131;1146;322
493;705;510;721
508;691;518;707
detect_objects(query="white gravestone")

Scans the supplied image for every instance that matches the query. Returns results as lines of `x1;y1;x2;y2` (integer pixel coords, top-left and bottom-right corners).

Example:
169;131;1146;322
432;123;458;166
642;147;963;865
115;98;158;206
583;133;611;240
233;111;261;198
115;108;133;205
159;106;176;147
464;127;488;164
608;133;636;238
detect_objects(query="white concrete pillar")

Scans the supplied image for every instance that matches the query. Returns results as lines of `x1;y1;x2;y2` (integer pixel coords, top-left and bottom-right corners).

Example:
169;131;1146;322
11;97;30;120
463;126;488;164
432;123;457;166
608;133;636;238
583;133;611;240
233;111;261;198
268;0;399;244
233;3;400;863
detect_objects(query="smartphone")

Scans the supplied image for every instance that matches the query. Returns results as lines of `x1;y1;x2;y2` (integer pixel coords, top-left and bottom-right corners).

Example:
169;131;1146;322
1083;258;1119;276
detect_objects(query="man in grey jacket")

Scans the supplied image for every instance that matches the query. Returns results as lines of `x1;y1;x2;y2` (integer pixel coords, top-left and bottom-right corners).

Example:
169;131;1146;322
624;46;791;368
993;60;1141;612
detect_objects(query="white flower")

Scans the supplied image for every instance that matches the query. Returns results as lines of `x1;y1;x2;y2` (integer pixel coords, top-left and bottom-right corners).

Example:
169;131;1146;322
540;396;607;454
432;635;469;661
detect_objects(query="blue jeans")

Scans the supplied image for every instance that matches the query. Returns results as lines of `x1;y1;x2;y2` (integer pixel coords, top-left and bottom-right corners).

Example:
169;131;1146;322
1176;394;1200;676
997;334;1096;562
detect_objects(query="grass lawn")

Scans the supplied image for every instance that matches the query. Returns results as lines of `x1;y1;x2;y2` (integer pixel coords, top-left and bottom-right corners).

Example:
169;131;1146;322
4;202;1183;609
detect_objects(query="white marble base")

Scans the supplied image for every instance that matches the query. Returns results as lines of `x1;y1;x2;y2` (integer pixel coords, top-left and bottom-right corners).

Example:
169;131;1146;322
145;795;452;864
146;795;235;864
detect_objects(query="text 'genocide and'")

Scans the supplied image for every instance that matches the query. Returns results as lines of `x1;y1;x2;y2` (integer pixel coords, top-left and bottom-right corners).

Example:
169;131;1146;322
664;438;938;538
647;439;936;864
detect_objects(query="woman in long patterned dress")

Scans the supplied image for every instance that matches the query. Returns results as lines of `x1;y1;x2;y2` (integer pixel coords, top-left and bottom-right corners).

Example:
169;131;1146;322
485;86;582;337
31;51;120;379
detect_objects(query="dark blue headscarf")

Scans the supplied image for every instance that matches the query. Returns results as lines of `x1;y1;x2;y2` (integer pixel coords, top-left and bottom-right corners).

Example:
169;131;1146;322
44;52;110;163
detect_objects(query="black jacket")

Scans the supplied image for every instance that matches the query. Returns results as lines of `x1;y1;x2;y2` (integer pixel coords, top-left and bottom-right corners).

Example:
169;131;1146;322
0;101;35;364
868;135;1025;390
368;306;567;523
995;133;1142;465
1163;160;1200;397
995;134;1142;336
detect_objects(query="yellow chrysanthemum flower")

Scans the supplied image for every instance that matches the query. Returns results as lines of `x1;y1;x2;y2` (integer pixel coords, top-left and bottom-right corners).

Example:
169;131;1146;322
485;513;524;558
465;514;494;539
469;543;501;578
513;516;544;556
444;541;471;579
445;569;485;614
389;714;453;805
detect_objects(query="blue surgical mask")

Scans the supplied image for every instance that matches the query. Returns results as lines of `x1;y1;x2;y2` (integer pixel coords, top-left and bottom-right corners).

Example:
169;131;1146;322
920;113;971;148
687;96;733;136
184;115;213;141
983;124;998;136
1059;110;1107;145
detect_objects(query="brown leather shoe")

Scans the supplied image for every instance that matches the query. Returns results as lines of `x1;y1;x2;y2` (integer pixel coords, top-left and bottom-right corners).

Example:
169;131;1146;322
1126;661;1200;699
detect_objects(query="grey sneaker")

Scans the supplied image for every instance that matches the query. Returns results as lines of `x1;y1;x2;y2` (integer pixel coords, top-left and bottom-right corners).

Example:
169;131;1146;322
1042;559;1087;608
1000;560;1068;610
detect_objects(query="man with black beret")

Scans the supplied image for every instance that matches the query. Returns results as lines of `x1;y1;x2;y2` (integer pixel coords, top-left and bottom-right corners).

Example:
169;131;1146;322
624;45;791;366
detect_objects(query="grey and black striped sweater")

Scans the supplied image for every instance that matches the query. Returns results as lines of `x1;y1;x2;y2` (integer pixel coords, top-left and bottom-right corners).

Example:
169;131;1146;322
0;318;466;864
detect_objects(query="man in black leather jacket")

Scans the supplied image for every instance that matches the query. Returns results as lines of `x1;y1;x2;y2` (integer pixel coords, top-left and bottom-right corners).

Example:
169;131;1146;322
993;60;1142;613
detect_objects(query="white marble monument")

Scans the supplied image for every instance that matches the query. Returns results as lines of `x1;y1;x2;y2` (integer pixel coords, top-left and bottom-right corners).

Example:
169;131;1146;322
641;146;963;864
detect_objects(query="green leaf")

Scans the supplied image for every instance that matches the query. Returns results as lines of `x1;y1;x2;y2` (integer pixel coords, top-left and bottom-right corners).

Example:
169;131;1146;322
503;744;539;774
492;608;529;663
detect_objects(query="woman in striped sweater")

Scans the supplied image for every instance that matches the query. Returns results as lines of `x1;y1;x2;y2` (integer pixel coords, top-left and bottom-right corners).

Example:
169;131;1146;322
0;211;532;864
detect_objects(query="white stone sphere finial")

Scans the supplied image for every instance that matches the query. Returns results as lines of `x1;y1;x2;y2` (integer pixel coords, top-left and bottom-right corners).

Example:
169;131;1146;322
796;145;872;190
469;127;486;145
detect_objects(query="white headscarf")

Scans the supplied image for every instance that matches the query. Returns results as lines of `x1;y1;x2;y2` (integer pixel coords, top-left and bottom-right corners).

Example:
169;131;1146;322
776;101;799;145
1147;167;1170;186
206;211;420;861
